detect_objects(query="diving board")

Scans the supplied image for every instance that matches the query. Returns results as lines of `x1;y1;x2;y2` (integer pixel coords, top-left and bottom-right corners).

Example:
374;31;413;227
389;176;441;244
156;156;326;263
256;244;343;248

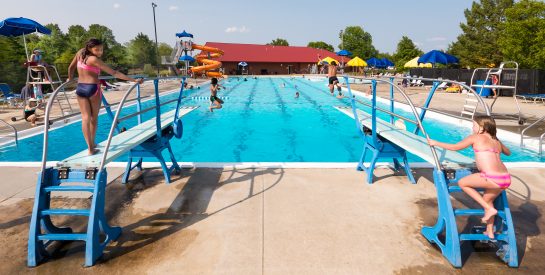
58;106;197;169
29;77;197;267
340;76;518;268
335;106;475;168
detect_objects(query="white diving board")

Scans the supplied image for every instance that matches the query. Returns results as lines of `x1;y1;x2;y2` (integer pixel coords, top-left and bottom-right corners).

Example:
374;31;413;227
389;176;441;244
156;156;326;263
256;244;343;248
58;106;198;169
470;84;515;90
335;106;475;168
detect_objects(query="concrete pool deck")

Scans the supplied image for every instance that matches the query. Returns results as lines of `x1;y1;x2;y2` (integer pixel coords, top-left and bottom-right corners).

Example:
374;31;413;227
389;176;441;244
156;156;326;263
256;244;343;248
0;166;544;274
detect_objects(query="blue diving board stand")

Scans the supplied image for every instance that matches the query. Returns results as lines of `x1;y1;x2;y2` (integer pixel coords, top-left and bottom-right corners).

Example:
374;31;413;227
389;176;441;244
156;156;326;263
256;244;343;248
28;78;197;267
338;76;518;268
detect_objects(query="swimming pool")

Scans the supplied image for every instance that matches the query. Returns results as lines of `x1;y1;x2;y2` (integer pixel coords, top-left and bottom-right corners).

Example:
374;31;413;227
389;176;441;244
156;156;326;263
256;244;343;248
0;77;543;163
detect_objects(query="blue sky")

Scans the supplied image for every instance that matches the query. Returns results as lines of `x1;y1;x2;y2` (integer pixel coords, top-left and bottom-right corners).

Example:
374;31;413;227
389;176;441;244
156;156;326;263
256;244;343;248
1;0;475;53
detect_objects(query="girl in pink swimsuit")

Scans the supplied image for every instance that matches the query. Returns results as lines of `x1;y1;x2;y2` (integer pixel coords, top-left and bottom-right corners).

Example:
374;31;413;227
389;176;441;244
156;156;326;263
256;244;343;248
68;38;143;155
428;115;511;239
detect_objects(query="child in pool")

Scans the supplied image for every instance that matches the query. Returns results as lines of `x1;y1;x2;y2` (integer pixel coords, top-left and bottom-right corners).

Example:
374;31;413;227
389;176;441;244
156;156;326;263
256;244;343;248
209;77;224;112
428;115;511;239
295;91;299;98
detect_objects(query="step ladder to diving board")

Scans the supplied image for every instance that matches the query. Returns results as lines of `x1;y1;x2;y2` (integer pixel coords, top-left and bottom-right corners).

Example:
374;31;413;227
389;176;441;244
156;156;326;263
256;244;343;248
339;76;519;268
28;77;197;267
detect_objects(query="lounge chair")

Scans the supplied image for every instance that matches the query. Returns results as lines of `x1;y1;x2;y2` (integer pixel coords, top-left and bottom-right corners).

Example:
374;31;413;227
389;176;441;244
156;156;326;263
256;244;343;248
436;82;448;90
516;93;545;104
0;83;23;108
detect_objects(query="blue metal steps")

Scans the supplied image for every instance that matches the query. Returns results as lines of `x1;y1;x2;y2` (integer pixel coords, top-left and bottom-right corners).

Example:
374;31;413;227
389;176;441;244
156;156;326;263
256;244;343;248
453;209;506;219
44;186;94;193
38;233;87;241
459;233;508;242
41;209;90;216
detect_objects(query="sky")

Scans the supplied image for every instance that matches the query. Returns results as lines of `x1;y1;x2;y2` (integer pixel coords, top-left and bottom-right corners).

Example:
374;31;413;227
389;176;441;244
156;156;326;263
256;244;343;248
1;0;476;53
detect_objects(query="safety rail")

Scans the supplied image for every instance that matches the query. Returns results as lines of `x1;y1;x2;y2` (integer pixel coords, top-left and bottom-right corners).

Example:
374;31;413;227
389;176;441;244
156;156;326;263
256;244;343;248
0;118;18;147
520;115;545;156
342;75;491;170
99;76;184;171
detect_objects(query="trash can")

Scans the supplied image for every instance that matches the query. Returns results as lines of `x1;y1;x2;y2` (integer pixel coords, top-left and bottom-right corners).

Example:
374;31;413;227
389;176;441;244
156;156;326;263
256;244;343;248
476;80;492;97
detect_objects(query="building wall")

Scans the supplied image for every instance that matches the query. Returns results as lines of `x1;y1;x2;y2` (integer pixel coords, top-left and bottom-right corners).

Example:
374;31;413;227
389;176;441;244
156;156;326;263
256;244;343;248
222;62;316;75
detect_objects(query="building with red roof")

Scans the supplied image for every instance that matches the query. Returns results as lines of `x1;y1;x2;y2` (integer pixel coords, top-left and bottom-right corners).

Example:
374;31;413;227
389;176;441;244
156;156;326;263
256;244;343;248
202;42;348;75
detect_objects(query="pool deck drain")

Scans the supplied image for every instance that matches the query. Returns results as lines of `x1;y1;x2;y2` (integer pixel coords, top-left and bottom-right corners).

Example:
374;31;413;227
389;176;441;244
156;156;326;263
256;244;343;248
1;166;544;274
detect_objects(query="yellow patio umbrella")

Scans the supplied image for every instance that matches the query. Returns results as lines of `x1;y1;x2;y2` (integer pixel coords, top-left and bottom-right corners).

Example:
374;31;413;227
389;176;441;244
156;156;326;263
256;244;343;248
317;56;339;65
346;56;367;67
404;56;432;68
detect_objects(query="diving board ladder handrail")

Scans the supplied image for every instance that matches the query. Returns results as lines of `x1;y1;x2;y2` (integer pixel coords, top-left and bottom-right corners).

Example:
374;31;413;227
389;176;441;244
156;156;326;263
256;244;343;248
342;76;490;170
99;81;142;171
40;78;78;179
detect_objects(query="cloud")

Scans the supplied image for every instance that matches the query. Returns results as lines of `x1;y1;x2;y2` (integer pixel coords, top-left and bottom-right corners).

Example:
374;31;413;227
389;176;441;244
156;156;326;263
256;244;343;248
113;3;120;9
169;6;179;11
426;37;447;42
414;42;423;47
225;26;250;33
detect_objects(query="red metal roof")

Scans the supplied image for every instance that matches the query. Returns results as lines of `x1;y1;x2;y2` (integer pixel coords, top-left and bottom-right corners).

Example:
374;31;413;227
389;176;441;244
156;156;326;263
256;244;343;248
202;42;350;63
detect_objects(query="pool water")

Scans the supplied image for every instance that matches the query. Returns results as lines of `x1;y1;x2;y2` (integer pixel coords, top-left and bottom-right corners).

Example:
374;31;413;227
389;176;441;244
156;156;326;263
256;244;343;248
0;77;543;163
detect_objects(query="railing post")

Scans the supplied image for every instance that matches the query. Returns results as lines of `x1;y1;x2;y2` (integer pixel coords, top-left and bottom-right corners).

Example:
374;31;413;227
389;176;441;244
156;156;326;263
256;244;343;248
371;79;378;147
389;76;394;124
414;81;439;135
136;84;142;125
154;79;161;138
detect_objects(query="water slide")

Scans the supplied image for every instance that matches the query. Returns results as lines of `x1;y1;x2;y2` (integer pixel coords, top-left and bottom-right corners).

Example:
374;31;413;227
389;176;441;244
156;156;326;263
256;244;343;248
191;44;224;77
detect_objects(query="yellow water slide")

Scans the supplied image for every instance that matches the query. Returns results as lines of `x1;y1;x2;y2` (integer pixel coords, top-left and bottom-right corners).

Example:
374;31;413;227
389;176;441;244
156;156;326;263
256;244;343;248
190;44;224;77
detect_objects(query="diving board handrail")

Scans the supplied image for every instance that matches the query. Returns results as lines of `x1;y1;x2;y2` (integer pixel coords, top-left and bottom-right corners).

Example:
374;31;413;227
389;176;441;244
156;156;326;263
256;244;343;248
99;82;141;170
342;76;489;170
40;78;78;177
99;76;187;171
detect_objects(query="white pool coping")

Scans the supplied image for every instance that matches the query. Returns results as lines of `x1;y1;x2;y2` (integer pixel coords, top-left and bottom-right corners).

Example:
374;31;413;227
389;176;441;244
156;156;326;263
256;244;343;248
1;161;544;169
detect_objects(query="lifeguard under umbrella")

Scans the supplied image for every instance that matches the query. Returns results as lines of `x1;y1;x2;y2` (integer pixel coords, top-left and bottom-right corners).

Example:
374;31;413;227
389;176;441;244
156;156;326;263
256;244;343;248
0;17;51;60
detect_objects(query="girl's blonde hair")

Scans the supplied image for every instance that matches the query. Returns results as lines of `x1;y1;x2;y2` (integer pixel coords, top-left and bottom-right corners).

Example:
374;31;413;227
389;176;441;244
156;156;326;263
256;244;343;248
473;115;497;140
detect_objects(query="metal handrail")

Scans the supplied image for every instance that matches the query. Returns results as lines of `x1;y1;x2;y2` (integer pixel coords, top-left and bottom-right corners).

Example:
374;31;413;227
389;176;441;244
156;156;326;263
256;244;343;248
520;115;545;156
40;79;78;177
99;76;186;171
0;119;18;146
343;76;490;170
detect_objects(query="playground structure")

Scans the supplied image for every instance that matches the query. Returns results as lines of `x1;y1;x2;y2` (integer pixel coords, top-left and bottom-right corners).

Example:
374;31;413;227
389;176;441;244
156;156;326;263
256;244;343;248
337;76;518;268
27;77;197;267
163;30;224;78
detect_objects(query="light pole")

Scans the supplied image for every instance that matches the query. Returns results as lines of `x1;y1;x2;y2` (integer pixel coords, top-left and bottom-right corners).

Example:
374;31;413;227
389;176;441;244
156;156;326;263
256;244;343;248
152;2;160;77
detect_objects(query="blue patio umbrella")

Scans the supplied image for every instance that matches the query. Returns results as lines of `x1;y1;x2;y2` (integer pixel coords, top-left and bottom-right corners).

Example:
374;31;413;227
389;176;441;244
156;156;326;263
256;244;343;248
418;50;458;66
179;55;195;62
175;30;193;38
381;58;395;67
238;61;248;67
336;49;352;56
366;57;385;68
0;17;51;60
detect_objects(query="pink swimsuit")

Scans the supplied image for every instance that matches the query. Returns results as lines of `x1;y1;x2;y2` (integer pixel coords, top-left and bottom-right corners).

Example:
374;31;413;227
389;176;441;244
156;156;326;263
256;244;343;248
76;60;102;97
474;148;511;189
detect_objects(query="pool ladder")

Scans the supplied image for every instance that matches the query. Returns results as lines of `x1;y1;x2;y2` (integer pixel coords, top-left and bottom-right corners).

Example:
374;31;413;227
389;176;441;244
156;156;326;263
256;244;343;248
520;114;545;156
0;118;18;148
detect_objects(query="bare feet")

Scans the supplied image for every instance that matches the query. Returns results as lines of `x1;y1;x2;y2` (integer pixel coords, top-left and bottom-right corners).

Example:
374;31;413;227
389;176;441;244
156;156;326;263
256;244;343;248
481;207;498;223
209;107;213;112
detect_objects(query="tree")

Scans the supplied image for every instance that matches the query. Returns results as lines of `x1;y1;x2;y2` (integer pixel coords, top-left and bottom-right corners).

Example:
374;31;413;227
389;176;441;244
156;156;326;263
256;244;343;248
158;42;174;56
268;38;289;46
448;0;514;68
307;41;334;52
34;23;67;63
339;26;377;60
499;0;545;68
86;24;123;64
126;33;157;65
393;36;423;67
66;25;87;53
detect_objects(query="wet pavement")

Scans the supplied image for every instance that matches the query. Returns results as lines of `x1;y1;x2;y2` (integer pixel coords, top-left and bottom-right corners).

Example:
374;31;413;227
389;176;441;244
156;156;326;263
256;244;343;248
1;167;544;274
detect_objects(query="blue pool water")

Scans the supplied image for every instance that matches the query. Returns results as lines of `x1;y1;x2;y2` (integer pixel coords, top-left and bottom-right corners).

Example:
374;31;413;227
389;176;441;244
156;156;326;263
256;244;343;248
0;77;543;163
